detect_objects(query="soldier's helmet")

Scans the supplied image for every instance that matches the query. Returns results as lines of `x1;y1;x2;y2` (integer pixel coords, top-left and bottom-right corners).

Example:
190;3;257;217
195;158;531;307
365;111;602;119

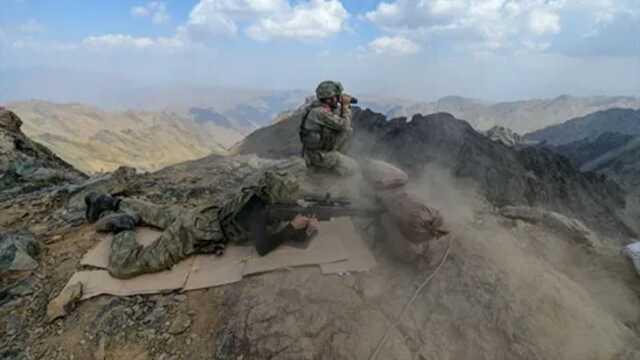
315;81;343;100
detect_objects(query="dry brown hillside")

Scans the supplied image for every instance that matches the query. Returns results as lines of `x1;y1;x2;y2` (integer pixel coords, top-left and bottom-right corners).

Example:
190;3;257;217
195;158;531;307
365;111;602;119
8;101;243;174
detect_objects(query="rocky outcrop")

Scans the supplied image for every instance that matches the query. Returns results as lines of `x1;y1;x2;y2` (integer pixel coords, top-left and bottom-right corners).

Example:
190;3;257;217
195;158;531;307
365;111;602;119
0;109;86;196
0;232;40;272
500;206;599;247
484;125;526;147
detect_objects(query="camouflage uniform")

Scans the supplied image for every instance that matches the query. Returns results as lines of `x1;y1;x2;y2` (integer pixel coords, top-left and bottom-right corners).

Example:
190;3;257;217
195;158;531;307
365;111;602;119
93;172;306;279
301;100;358;176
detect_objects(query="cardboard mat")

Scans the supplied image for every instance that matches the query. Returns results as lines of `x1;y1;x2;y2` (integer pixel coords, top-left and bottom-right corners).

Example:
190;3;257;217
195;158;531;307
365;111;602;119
67;218;376;299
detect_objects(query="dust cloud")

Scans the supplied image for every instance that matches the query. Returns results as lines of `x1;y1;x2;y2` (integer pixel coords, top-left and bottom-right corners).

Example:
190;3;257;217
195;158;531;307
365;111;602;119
373;164;640;359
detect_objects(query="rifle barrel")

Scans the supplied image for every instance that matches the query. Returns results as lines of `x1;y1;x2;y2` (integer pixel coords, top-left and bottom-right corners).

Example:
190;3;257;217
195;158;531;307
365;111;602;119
268;204;383;221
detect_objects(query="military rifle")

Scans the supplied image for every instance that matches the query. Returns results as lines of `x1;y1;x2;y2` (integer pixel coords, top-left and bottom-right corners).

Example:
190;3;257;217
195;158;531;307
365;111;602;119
268;194;383;222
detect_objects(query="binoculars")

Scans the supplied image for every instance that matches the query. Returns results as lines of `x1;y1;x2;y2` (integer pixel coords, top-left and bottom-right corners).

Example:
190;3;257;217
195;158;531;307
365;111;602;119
343;95;358;104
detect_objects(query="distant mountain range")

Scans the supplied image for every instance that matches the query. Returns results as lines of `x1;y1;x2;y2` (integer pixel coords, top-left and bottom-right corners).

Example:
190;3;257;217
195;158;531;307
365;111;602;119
5;69;637;135
5;90;640;175
525;108;640;194
386;95;640;134
525;108;640;145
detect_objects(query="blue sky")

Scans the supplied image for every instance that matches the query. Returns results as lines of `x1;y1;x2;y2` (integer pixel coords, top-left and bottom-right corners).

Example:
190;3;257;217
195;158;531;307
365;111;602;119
1;0;639;102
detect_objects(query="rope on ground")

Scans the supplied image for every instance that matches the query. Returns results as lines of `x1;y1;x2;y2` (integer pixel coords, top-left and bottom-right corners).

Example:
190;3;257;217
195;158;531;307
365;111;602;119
368;235;453;360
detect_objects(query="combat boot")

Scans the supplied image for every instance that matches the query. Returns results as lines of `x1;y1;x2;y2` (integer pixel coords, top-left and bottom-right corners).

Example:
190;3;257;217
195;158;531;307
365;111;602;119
85;192;120;223
94;213;139;234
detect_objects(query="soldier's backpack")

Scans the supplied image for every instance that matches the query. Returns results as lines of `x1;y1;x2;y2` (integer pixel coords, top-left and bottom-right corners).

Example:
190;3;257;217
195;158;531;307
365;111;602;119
295;101;322;152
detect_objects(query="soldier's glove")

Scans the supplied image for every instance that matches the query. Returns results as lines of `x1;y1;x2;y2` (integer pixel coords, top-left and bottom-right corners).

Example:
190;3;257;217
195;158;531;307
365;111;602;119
290;215;319;238
341;94;358;106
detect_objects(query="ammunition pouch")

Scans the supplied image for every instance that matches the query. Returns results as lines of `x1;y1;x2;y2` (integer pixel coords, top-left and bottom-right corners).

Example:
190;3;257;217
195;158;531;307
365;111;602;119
320;128;338;150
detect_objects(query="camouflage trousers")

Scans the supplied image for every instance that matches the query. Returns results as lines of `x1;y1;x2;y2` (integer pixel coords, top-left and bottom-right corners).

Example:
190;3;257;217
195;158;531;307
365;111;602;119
106;199;224;279
303;150;359;176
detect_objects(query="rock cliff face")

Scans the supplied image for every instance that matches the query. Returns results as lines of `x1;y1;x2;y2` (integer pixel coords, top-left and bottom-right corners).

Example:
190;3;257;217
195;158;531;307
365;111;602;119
534;113;640;192
554;132;635;168
234;108;632;237
0;109;86;196
552;135;640;190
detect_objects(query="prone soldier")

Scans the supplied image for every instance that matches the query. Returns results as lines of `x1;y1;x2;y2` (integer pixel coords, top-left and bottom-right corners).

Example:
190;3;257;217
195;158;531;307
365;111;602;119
85;171;320;279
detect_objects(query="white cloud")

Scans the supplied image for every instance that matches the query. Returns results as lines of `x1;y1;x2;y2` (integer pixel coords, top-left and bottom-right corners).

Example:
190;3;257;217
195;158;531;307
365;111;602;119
246;0;348;41
368;36;419;55
82;34;182;50
131;1;170;24
362;0;577;52
131;6;150;17
19;19;45;34
180;0;349;42
364;0;640;55
567;0;638;24
83;34;155;49
529;9;561;35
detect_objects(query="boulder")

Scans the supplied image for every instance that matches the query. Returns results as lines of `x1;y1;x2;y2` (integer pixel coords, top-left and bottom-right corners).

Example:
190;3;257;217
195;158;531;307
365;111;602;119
0;109;23;133
377;189;447;245
361;159;408;190
500;206;600;247
484;125;527;147
0;232;41;272
0;277;35;307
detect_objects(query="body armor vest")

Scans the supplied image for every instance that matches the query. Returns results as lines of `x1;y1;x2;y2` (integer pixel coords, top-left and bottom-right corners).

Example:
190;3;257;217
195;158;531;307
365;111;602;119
299;106;321;151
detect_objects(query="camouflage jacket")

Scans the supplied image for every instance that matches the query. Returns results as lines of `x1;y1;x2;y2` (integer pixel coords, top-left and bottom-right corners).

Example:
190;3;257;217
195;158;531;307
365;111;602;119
300;100;352;152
